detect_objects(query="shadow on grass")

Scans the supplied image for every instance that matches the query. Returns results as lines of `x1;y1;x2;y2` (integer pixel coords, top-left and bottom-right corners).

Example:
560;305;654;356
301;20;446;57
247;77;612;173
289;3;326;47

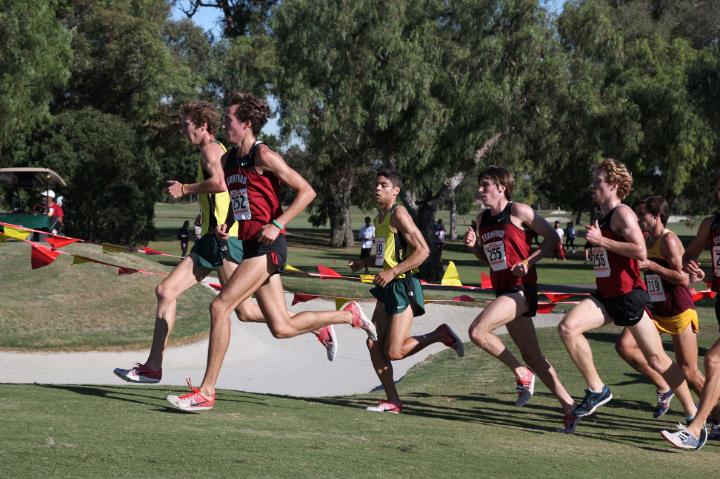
585;331;710;357
34;384;267;410
288;389;668;447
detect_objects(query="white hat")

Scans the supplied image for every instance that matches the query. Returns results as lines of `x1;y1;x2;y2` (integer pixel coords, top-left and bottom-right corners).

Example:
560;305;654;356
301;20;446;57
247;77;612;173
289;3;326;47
41;190;56;199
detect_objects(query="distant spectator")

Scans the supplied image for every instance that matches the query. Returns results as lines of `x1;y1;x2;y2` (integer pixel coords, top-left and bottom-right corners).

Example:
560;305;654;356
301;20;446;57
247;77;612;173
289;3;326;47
358;216;375;274
194;214;202;242
41;190;64;235
434;218;447;257
553;220;565;260
584;240;593;264
177;220;191;257
565;221;576;254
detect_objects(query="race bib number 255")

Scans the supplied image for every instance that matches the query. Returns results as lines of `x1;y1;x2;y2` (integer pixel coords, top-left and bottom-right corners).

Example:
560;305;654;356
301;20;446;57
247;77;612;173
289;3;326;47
483;240;507;272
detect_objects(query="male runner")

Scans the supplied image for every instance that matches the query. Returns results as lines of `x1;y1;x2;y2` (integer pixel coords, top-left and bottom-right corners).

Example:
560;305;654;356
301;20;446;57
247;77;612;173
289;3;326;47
464;166;578;432
661;174;720;449
615;196;705;418
557;159;697;425
166;92;376;411
114;101;336;385
348;170;463;413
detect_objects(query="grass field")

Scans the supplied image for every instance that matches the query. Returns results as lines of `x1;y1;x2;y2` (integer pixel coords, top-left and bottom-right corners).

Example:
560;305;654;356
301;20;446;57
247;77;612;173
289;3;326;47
3;320;717;477
2;202;719;476
0;241;213;350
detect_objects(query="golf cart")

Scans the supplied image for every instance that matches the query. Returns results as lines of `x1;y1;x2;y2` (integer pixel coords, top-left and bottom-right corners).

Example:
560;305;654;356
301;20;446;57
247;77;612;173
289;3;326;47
0;167;67;232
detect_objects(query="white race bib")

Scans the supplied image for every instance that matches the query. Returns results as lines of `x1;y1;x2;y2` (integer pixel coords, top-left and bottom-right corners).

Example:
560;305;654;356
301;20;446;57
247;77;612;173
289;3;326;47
592;247;611;278
645;273;666;302
375;237;386;267
483;240;507;272
713;245;720;278
230;188;251;221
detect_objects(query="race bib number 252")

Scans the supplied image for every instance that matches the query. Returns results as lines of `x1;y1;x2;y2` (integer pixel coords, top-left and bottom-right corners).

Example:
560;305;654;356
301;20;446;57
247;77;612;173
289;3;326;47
230;188;251;221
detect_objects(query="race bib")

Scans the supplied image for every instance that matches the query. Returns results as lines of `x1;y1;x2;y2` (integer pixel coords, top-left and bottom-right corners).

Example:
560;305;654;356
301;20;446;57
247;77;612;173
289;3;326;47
230;188;251;221
592;247;611;278
483;240;507;272
375;237;386;267
713;246;720;278
645;273;666;302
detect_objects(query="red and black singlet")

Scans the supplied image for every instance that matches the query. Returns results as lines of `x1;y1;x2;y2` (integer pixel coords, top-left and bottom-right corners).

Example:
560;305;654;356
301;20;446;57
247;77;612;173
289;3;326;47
223;141;285;241
476;202;537;291
709;213;720;293
592;206;645;298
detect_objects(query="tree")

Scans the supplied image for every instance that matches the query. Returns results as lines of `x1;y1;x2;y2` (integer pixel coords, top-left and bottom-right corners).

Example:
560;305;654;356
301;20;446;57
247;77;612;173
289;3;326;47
0;0;72;152
27;108;160;244
54;0;193;123
274;0;444;247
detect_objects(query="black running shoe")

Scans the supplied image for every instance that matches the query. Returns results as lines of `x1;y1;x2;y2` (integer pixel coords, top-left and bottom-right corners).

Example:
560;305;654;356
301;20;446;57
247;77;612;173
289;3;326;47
573;385;612;417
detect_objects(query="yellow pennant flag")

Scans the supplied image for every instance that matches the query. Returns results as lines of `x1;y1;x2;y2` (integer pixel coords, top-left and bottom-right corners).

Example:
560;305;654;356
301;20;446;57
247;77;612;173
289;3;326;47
102;243;127;254
284;263;302;272
360;274;375;284
441;260;463;287
335;297;351;310
72;255;95;265
1;226;31;241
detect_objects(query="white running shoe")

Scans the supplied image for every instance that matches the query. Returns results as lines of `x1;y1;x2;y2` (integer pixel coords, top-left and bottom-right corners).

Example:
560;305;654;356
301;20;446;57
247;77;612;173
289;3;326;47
316;325;338;361
366;400;402;413
113;363;161;384
661;426;707;450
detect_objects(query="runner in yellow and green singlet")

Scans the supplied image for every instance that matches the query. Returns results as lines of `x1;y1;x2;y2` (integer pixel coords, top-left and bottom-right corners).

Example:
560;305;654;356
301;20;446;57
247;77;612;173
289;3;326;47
348;170;465;414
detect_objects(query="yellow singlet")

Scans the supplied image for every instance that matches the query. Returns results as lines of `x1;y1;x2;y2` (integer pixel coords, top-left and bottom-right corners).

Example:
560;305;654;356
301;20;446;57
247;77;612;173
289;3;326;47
373;205;417;277
196;141;238;236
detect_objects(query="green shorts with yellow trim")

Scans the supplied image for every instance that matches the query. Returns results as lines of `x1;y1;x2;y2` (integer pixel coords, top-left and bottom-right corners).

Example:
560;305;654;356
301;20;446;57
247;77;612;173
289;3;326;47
370;275;425;318
190;234;243;270
653;308;699;335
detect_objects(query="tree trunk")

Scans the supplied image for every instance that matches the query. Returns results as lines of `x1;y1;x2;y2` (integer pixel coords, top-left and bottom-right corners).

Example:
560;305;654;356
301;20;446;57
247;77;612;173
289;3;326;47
449;191;457;240
326;166;355;247
402;132;502;282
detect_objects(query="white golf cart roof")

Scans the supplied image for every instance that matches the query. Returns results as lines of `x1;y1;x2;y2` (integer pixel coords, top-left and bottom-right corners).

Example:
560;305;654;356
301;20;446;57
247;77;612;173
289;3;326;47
0;168;67;188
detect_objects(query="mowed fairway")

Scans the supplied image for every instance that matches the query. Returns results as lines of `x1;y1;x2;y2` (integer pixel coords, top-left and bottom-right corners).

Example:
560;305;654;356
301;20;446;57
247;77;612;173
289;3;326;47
3;316;717;478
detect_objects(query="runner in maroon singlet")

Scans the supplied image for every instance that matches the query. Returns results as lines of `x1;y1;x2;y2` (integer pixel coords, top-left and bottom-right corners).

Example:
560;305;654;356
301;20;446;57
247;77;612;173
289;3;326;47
464;166;578;432
663;174;720;449
166;92;377;412
558;159;697;426
614;196;706;419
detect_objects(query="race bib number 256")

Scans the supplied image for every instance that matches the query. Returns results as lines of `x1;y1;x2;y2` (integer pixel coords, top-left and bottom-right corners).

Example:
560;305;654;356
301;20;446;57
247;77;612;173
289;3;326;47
592;247;611;278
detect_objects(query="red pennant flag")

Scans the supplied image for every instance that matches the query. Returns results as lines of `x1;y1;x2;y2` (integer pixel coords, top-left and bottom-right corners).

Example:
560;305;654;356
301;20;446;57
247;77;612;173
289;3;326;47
292;292;319;305
47;237;80;249
208;282;223;291
31;244;61;269
118;267;139;275
317;265;341;277
536;302;557;314
544;293;574;303
691;289;717;303
452;295;475;302
481;271;492;289
141;247;163;255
